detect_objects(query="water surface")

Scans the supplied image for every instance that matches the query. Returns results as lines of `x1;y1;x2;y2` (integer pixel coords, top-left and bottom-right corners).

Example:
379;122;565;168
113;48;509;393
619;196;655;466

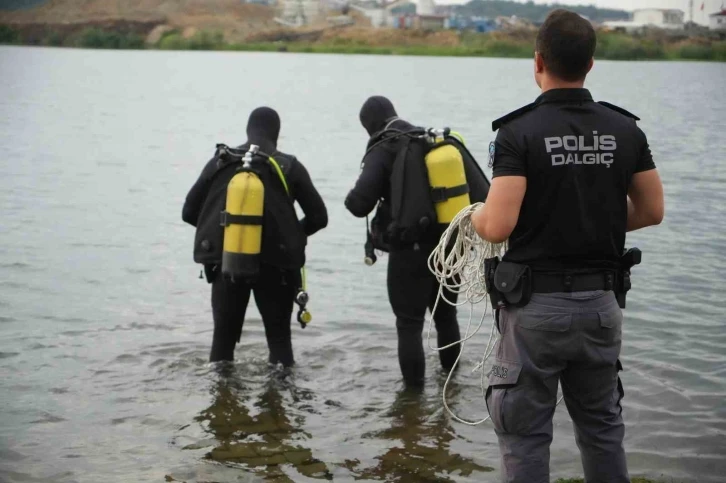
0;46;725;482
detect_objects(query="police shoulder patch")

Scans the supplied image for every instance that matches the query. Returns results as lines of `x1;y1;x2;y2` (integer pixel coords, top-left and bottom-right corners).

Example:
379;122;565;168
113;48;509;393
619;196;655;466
488;141;496;168
491;102;538;132
598;101;640;121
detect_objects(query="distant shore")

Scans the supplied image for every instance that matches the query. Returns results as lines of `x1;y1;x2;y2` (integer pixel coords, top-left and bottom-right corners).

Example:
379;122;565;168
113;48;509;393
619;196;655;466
1;24;725;62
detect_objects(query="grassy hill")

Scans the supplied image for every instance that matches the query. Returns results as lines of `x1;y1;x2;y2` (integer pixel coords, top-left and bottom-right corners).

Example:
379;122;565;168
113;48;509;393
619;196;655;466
0;0;279;43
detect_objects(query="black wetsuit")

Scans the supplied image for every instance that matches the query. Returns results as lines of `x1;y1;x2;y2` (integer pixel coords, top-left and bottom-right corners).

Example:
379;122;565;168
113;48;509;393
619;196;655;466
182;108;328;365
345;97;462;387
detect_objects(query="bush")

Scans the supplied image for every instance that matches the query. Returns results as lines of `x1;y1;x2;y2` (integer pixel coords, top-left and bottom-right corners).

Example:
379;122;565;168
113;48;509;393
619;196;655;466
675;43;713;60
713;41;726;61
156;30;225;51
0;25;19;45
186;31;225;50
157;31;184;50
42;31;64;47
72;28;144;49
483;39;532;57
598;33;643;60
227;42;281;53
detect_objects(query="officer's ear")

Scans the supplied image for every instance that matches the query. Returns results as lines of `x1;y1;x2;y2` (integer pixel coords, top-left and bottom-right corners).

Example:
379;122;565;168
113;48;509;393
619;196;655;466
586;57;594;75
534;51;545;74
534;51;545;88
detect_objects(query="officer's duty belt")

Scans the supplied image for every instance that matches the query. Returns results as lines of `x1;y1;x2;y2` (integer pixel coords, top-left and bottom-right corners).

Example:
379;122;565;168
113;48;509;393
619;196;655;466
531;271;616;293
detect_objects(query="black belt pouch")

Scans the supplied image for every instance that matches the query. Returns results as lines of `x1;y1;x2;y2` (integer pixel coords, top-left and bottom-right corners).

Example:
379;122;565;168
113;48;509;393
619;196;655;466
493;261;532;308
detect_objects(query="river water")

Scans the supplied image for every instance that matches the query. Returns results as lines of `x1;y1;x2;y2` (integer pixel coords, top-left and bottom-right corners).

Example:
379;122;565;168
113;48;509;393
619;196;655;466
0;46;724;483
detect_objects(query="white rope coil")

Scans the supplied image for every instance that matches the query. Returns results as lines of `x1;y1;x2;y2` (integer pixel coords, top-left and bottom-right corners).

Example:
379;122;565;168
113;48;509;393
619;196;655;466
425;202;506;426
426;202;564;426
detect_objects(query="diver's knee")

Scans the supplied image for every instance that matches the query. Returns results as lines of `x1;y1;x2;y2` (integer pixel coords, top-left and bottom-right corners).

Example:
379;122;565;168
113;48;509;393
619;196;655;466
395;315;424;333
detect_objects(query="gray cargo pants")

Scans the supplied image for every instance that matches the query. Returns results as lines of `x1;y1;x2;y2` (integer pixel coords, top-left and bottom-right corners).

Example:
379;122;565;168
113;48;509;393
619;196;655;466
485;290;629;483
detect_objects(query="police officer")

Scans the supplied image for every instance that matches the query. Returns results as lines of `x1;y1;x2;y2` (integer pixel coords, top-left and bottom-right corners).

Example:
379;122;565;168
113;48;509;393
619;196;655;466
346;96;490;387
472;10;664;483
182;107;328;366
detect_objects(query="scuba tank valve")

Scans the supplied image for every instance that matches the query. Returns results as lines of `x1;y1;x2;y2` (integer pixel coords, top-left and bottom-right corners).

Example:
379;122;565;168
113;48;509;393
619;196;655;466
426;127;451;144
242;144;259;168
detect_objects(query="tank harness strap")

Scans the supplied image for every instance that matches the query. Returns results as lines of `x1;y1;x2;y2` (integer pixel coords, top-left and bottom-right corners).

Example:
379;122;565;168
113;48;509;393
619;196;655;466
266;155;309;302
448;131;466;145
430;184;469;203
219;211;263;227
267;156;290;195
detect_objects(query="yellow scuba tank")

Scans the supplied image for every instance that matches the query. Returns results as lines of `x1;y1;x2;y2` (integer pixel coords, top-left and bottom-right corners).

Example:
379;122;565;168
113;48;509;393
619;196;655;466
424;130;470;225
220;145;264;280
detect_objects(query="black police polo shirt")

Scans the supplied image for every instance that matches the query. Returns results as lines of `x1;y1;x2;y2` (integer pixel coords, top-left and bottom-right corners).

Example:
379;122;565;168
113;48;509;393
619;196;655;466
490;88;656;273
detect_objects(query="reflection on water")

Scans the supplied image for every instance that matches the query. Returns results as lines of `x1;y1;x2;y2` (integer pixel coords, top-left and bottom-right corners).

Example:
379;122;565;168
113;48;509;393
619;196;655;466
187;365;332;482
174;365;493;483
345;387;494;482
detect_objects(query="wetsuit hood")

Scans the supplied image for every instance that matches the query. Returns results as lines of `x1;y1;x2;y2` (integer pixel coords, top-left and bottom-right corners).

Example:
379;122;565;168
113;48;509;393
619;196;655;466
359;96;398;137
246;107;280;153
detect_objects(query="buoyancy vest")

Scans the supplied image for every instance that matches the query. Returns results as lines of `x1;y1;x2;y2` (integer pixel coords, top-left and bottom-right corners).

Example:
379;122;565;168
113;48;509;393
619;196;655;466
372;129;491;246
192;144;306;275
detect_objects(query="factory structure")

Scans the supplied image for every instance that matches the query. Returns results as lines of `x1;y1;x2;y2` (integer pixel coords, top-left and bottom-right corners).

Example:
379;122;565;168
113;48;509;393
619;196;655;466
268;0;726;32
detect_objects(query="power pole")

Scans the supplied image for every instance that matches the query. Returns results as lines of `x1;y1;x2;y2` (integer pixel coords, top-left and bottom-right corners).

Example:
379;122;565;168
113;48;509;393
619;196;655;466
689;0;694;23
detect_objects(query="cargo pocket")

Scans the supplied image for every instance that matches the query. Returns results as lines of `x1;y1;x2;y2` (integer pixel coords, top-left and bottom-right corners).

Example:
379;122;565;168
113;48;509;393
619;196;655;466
598;309;623;344
598;309;623;328
517;311;572;332
485;358;522;434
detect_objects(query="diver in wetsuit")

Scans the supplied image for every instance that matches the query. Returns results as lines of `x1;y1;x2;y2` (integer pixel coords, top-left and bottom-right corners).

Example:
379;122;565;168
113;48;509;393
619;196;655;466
182;107;328;366
345;96;490;387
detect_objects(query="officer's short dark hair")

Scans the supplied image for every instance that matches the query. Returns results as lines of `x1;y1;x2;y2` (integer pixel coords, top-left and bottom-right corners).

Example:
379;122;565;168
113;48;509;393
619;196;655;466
536;9;597;82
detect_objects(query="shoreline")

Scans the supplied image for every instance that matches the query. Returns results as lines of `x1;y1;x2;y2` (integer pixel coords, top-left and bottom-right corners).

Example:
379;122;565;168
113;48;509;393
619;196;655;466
2;43;725;64
2;40;725;63
1;25;725;63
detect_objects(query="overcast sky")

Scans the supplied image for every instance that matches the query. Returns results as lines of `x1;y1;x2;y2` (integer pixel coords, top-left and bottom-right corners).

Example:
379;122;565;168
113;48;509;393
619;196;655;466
435;0;724;23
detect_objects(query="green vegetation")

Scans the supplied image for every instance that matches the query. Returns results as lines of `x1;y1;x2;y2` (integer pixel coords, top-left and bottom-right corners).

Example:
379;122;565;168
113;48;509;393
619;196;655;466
1;24;724;63
157;30;225;51
216;40;533;58
214;32;723;62
42;30;63;47
597;33;667;60
0;25;19;44
674;41;726;61
70;27;144;49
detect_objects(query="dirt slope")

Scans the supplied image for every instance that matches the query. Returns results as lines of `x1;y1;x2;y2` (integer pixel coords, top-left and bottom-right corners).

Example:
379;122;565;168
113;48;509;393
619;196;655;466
0;0;279;40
